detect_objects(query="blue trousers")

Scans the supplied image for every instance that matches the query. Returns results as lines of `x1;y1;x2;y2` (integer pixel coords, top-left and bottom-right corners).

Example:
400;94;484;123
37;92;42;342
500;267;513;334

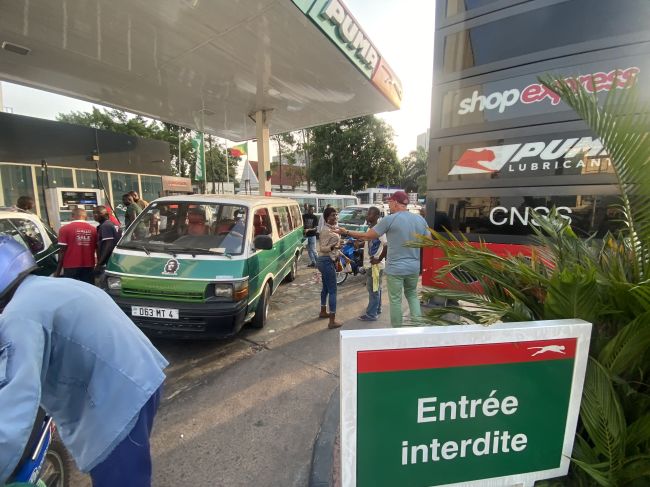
306;236;318;264
317;256;337;313
365;268;383;319
90;387;162;487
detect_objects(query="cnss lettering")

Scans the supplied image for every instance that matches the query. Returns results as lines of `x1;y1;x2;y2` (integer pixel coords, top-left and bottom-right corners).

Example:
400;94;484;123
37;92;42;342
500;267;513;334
489;206;573;226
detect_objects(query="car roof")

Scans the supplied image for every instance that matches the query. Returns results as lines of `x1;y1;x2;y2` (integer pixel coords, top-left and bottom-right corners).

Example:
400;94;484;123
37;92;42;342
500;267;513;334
151;194;300;207
0;208;40;219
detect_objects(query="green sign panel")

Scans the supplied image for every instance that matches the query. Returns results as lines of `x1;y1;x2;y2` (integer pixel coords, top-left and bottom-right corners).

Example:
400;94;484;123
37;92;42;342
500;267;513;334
340;320;592;486
301;0;379;79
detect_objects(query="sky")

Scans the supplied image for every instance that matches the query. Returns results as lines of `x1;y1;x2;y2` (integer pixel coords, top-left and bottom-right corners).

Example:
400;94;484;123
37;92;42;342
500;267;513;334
0;0;435;159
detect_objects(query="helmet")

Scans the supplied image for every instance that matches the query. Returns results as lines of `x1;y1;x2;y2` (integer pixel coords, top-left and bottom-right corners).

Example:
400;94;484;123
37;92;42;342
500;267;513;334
0;235;38;298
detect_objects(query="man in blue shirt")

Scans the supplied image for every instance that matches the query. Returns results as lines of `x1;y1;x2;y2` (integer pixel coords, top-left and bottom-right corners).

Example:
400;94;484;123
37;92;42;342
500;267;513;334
337;191;429;326
0;236;168;487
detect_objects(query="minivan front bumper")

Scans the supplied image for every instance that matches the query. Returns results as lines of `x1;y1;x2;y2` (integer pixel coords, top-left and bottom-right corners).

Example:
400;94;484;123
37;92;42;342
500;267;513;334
113;296;248;339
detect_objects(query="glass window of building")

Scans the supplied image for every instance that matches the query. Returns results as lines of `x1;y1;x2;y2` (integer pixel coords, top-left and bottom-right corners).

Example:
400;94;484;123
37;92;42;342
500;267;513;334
443;0;650;74
446;0;508;17
111;172;140;197
46;167;74;187
140;175;163;203
0;164;35;209
76;170;109;189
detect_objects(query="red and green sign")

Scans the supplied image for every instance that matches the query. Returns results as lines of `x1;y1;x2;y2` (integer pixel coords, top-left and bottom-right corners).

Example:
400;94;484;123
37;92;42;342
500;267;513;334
341;321;591;486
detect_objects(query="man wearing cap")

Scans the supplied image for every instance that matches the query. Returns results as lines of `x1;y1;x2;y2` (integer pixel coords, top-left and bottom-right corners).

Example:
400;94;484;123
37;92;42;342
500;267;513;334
336;191;428;327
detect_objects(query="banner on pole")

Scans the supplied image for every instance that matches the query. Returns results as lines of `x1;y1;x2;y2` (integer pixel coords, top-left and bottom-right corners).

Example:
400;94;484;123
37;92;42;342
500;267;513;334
192;133;206;181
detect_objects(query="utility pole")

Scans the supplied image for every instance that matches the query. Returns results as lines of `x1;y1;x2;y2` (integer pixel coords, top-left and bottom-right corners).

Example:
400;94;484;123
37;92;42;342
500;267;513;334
302;129;311;193
178;126;182;176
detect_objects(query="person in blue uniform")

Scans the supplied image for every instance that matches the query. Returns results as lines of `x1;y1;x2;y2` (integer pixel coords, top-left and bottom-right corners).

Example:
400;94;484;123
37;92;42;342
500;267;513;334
0;236;168;487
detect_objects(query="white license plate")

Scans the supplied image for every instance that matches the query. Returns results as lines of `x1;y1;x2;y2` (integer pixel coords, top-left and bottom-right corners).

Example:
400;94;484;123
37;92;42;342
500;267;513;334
131;306;179;320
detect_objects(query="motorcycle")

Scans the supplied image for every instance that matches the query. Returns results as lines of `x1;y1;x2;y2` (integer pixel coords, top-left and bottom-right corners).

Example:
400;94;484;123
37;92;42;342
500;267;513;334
7;410;73;487
336;237;364;285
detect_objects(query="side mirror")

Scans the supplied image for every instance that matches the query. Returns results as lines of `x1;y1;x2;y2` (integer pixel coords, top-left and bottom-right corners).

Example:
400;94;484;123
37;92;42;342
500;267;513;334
253;234;273;250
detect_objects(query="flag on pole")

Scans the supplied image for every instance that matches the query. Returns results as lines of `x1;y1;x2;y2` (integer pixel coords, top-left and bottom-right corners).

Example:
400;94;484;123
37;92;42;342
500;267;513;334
192;133;206;181
228;142;247;158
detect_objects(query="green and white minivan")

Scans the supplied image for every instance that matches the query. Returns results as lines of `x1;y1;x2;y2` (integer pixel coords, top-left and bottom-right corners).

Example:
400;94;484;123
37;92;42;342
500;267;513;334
104;195;304;339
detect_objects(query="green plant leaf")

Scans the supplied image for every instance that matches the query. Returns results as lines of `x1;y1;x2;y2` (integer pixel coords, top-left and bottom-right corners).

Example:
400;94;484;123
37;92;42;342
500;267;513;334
580;358;626;473
598;311;650;376
625;414;650;452
617;454;650;485
543;267;603;322
571;458;612;487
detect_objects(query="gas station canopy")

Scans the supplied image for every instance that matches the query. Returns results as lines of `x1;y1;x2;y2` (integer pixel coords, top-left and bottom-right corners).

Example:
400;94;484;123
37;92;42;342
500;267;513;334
0;0;402;141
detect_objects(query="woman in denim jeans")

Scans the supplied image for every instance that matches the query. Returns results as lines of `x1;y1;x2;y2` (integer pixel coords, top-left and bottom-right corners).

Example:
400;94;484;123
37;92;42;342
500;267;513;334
317;207;343;329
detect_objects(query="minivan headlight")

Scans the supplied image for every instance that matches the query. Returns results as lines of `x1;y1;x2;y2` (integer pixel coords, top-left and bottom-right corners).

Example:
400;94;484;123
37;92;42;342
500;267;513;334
213;280;249;301
106;276;122;290
214;283;232;298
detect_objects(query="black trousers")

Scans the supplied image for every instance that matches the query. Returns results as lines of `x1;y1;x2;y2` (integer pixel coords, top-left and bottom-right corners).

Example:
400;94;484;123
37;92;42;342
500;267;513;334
63;267;95;284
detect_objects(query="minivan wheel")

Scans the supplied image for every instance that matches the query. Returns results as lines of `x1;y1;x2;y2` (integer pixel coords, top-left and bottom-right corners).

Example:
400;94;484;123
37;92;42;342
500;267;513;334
250;283;270;329
286;256;298;282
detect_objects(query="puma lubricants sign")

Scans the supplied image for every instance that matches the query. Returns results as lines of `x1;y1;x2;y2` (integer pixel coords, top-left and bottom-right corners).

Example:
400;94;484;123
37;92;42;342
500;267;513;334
340;319;591;486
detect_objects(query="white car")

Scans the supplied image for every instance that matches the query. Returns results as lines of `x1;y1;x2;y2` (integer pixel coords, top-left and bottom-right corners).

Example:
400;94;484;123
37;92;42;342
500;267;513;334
0;208;59;275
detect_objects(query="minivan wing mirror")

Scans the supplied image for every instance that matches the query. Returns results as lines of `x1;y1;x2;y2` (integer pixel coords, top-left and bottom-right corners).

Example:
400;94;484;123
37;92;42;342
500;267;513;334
253;234;273;250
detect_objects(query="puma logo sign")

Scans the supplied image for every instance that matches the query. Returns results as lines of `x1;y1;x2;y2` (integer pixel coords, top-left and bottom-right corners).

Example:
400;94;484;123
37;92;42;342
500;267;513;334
527;345;566;356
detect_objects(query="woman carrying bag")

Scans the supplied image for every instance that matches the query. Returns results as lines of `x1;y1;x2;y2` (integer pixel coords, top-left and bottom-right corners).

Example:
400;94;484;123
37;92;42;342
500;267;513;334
317;207;344;329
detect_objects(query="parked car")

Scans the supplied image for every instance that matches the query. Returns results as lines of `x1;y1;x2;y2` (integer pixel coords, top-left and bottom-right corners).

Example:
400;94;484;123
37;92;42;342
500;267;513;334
337;204;387;232
0;208;59;275
104;195;304;339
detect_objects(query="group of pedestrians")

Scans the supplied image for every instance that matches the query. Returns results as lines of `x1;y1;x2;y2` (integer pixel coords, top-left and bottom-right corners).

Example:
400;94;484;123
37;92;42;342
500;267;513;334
303;191;429;330
50;190;147;284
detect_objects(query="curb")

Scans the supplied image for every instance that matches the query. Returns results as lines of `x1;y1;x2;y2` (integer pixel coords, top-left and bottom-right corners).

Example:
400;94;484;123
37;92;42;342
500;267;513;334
309;386;340;487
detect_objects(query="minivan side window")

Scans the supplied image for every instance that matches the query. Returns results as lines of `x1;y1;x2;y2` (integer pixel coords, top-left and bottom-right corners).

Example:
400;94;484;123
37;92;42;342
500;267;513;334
289;206;302;231
11;218;45;254
272;207;291;237
252;208;273;237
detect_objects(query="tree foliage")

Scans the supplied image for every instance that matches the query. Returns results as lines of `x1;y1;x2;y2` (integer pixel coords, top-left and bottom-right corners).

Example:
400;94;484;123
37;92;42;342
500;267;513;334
271;132;298;191
56;107;236;180
401;145;428;194
307;116;400;194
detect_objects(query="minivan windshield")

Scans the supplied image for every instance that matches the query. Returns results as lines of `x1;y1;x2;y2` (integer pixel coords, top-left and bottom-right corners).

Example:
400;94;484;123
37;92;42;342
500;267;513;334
119;201;248;256
338;207;368;226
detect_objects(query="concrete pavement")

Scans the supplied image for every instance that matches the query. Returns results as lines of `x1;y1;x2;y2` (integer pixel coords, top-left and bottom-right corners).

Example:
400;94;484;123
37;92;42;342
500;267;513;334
149;267;388;486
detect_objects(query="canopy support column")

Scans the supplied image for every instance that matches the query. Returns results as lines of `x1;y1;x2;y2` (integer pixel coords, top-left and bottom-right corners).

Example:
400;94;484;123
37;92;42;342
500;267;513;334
254;109;271;196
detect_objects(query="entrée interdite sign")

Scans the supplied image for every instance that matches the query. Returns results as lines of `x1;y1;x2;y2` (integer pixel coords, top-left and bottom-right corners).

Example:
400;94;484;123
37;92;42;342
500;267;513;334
340;319;591;487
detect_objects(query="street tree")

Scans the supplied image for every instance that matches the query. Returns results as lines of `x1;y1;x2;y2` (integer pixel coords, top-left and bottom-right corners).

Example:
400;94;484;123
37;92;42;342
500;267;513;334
271;132;297;192
307;116;400;194
204;135;239;185
401;146;429;195
57;108;196;177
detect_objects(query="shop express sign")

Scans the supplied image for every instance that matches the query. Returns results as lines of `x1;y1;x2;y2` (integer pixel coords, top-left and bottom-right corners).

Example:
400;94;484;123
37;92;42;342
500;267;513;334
439;55;647;129
340;320;591;487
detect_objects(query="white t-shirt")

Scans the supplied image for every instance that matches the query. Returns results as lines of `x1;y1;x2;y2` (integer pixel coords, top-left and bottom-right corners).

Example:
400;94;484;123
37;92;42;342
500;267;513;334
363;232;387;270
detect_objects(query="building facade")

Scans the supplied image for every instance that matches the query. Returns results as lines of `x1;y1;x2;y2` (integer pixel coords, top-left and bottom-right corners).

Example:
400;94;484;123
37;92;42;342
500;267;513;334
426;0;650;243
0;112;173;218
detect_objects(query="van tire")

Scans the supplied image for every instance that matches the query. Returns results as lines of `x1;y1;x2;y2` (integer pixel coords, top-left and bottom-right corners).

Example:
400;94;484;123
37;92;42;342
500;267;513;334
250;283;270;329
286;256;299;282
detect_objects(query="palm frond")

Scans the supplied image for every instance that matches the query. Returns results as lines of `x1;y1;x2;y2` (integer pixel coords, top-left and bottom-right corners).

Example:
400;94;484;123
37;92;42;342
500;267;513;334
580;358;626;474
539;74;650;280
598;311;650;376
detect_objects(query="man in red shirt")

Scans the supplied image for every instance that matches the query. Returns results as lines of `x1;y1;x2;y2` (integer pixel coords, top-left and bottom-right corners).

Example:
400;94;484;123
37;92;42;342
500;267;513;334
56;207;98;284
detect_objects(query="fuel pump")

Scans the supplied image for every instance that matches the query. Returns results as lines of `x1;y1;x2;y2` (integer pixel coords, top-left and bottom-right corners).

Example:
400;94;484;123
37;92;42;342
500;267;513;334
44;187;102;231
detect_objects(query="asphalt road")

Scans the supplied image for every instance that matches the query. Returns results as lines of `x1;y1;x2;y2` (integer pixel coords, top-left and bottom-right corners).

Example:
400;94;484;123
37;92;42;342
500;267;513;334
68;263;392;487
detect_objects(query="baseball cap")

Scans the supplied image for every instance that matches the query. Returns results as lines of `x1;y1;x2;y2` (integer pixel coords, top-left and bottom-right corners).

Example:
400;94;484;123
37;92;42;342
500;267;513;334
386;190;409;205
